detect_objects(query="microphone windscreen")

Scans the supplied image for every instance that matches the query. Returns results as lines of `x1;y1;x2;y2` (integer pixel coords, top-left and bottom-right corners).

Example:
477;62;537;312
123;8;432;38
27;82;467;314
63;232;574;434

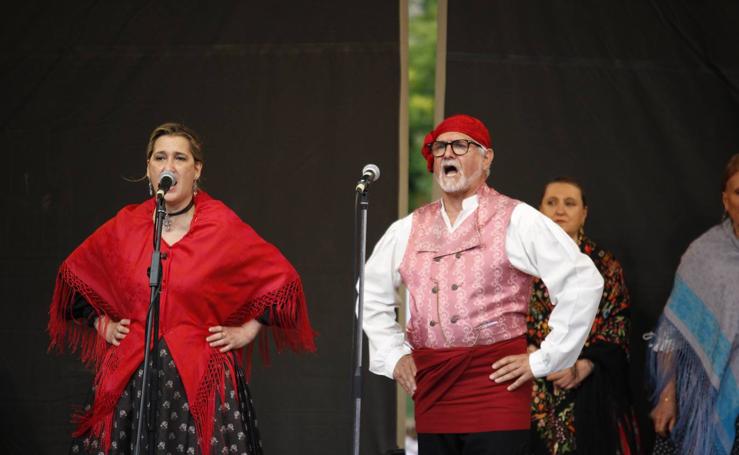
362;164;380;182
159;170;177;188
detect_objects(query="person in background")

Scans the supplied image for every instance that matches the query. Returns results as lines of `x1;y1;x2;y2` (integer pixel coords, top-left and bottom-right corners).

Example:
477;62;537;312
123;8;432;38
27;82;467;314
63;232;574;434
49;122;315;455
360;114;603;455
648;153;739;455
527;177;641;454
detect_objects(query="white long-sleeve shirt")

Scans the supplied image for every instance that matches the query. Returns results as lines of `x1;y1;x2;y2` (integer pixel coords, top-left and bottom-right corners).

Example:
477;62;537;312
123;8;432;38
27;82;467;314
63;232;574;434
361;194;603;379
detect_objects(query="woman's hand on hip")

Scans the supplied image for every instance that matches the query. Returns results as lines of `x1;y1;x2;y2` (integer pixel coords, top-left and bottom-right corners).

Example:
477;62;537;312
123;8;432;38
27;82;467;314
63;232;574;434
546;359;594;390
95;316;131;346
207;319;262;353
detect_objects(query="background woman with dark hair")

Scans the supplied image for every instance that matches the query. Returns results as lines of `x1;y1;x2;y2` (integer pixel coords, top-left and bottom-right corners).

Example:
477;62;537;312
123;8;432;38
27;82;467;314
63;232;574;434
527;177;641;454
48;123;316;455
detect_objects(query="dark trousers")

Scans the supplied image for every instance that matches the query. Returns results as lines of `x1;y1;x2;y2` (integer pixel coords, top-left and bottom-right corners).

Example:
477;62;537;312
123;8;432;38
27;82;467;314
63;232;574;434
418;430;530;455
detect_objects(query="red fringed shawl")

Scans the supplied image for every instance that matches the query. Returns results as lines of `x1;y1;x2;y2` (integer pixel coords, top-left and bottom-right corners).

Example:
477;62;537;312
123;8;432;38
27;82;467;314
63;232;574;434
48;192;315;455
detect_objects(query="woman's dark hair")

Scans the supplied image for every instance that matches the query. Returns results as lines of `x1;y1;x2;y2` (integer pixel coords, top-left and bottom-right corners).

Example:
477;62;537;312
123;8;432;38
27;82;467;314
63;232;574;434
540;176;588;207
722;153;739;192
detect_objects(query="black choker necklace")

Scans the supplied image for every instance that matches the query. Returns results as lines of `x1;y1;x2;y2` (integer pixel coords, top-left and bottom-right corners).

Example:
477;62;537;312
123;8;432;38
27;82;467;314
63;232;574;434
163;198;195;231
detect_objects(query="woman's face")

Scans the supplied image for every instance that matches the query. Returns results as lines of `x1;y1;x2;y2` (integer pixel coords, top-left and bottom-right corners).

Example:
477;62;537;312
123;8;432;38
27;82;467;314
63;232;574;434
723;171;739;236
540;182;588;239
147;135;202;208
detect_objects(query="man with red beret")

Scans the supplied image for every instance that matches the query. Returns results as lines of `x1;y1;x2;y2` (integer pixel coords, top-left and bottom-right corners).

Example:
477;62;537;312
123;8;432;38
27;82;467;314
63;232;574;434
361;114;603;454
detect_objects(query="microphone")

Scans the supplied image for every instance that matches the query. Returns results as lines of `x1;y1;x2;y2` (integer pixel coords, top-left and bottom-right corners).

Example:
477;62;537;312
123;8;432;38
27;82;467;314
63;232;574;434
355;164;380;193
156;170;177;198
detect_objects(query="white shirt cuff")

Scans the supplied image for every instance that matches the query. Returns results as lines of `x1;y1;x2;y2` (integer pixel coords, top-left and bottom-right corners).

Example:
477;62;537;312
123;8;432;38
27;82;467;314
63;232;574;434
371;344;412;379
528;349;553;378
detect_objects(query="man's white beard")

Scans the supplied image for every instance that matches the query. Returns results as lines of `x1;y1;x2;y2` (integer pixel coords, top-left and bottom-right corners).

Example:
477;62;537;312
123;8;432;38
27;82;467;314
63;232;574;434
436;158;484;194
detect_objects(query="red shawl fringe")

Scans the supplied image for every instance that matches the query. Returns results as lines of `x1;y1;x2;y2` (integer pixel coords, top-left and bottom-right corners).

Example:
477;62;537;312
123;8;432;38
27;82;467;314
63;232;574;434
48;262;123;451
48;263;114;369
193;278;315;455
231;278;317;375
191;351;231;455
70;347;123;451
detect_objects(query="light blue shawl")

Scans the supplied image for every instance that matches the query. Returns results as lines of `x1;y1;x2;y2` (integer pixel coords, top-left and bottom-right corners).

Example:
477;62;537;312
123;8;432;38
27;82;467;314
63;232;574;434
648;219;738;454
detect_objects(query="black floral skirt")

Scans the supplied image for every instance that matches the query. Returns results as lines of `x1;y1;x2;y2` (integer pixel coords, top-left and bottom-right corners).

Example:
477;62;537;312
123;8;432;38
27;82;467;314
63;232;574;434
70;341;262;455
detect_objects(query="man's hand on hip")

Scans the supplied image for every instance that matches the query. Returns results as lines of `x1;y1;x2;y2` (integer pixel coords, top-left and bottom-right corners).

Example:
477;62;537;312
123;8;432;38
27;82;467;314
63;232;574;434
393;354;417;395
490;353;533;391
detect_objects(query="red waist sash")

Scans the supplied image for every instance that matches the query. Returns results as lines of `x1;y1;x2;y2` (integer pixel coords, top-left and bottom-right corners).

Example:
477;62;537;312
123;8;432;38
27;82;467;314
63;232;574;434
412;336;531;434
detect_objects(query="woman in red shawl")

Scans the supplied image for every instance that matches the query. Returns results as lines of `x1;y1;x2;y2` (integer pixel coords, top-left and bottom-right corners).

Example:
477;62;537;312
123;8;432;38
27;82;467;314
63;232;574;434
49;123;315;455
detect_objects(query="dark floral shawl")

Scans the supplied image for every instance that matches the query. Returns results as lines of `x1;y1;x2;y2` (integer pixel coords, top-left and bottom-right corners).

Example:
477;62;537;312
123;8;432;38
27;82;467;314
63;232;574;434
527;236;640;454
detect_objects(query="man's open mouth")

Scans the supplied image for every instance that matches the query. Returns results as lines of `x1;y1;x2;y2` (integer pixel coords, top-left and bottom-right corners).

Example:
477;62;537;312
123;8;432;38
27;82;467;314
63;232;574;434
443;164;459;176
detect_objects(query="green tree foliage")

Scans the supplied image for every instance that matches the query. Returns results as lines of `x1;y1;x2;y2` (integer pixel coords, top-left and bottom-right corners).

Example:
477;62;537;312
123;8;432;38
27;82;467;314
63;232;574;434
408;0;437;210
405;0;438;428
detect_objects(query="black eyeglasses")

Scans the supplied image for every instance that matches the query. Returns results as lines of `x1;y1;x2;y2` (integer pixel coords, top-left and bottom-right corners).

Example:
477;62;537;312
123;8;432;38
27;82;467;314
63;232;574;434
427;139;484;157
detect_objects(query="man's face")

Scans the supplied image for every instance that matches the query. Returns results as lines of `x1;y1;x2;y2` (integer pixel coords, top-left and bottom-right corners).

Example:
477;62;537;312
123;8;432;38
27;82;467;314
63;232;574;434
433;131;493;195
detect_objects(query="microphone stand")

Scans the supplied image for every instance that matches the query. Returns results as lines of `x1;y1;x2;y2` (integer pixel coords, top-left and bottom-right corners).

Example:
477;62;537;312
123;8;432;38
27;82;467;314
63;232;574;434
351;186;370;455
133;193;166;455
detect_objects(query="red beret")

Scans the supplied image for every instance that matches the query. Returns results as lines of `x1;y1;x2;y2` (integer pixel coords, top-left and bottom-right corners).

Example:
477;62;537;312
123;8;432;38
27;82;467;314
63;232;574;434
421;114;491;172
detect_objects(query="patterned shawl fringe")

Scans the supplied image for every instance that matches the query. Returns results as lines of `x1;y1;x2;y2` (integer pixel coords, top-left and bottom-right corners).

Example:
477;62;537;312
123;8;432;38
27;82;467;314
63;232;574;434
265;279;316;352
70;347;125;452
48;263;111;369
48;263;127;452
191;351;233;455
227;278;317;376
201;278;315;453
647;316;725;455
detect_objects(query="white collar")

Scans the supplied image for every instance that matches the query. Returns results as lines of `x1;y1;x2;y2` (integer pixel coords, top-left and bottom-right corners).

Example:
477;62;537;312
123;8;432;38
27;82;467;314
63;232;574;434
439;194;479;232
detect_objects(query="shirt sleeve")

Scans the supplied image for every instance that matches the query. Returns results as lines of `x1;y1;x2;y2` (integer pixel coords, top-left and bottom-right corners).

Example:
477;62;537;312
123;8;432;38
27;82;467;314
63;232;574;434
359;215;414;379
505;203;604;377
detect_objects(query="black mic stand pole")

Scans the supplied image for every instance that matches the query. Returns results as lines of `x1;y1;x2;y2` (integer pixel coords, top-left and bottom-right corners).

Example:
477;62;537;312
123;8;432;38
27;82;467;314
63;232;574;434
133;192;167;455
351;186;371;455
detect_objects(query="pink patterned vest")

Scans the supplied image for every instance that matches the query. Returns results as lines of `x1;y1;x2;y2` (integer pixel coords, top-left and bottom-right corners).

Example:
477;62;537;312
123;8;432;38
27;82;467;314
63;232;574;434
399;185;534;349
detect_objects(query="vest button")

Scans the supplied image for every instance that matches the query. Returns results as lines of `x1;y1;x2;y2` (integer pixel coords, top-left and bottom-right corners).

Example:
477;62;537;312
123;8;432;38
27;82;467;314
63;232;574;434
429;320;436;327
451;284;459;291
431;286;438;294
455;252;462;259
450;315;460;323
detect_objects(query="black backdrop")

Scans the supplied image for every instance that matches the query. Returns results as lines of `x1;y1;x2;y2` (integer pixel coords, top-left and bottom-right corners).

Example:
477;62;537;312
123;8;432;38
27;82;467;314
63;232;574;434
445;0;739;449
0;2;399;454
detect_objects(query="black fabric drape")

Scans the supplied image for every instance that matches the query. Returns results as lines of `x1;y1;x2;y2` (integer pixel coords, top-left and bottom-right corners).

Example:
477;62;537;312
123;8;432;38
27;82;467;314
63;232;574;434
0;2;399;454
445;1;739;450
575;342;634;454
